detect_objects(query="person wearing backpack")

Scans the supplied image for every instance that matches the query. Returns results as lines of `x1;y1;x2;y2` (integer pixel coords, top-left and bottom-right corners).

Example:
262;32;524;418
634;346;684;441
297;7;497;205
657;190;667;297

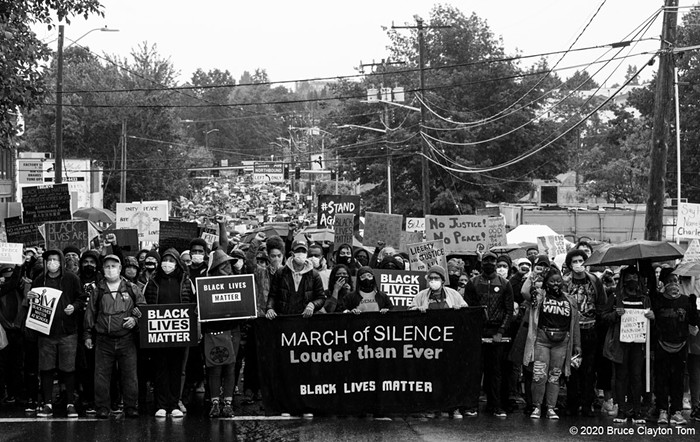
83;254;145;419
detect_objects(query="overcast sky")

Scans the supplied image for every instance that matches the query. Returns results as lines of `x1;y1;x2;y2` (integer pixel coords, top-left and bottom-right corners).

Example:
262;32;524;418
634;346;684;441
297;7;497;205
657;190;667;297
37;0;698;88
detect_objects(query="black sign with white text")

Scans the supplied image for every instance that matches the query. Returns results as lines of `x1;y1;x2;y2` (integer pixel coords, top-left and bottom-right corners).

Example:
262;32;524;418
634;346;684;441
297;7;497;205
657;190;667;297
138;303;198;348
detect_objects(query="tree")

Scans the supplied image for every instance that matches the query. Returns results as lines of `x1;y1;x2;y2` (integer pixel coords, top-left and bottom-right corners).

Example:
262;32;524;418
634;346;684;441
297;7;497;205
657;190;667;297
0;0;104;146
560;70;599;91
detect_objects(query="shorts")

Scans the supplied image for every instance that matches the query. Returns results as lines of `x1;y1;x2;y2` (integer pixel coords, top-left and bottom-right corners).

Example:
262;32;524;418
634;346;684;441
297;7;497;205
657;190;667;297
38;334;78;372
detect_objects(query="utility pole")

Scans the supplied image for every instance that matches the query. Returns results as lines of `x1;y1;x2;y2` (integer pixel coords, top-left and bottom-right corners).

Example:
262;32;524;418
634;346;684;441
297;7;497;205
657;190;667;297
392;17;449;216
120;120;127;202
55;25;64;185
645;0;678;241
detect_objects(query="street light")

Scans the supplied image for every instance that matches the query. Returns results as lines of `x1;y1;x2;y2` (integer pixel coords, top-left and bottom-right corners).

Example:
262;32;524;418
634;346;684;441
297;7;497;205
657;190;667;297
55;25;119;185
203;128;219;149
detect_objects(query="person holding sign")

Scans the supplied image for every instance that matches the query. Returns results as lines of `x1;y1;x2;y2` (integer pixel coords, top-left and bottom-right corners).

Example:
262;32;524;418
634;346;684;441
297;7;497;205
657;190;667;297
143;249;194;419
29;249;86;418
651;269;698;425
524;268;581;420
84;254;145;419
266;240;325;320
341;266;393;314
601;267;651;425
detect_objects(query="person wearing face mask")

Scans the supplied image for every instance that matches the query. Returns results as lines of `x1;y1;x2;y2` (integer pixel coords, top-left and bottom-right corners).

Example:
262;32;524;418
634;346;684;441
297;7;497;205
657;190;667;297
28;250;87;418
187;238;210;283
180;250;192;268
496;255;512;279
83;255;145;419
464;251;514;418
447;258;465;290
122;256;140;284
353;249;371;268
524;268;581;420
494;254;518;412
342;266;393;314
321;264;353;313
308;243;331;290
63;246;81;275
138;251;160;287
601;267;651;425
143;249;193;419
562;249;607;417
334;244;359;276
651;268;698;425
457;272;469;297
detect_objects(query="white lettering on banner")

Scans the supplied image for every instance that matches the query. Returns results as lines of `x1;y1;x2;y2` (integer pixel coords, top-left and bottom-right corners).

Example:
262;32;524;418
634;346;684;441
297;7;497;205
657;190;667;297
147;308;189;319
212;293;241;303
281;330;349;347
147;319;189;332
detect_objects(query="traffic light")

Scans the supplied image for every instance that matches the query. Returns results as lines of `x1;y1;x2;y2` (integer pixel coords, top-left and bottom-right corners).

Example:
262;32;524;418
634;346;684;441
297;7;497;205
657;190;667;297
330;169;336;180
283;165;289;180
295;166;301;179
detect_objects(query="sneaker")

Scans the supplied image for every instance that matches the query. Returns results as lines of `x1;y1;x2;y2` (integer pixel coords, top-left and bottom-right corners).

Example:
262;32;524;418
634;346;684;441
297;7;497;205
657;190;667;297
438;412;450;418
670;411;687;425
546;408;559;420
154;408;167;418
96;409;110;419
302;413;314;419
195;383;205;394
452;410;463;419
220;401;233;418
280;413;291;418
37;404;53;417
601;399;614;414
691;407;700;422
424;412;435;419
66;404;78;418
209;401;220;418
658;409;669;425
171;409;184;418
24;400;37;413
4;396;16;405
683;397;692;410
530;407;541;419
613;414;628;424
633;414;646;425
241;396;255;406
177;400;187;414
493;408;507;417
85;406;96;415
464;408;478;417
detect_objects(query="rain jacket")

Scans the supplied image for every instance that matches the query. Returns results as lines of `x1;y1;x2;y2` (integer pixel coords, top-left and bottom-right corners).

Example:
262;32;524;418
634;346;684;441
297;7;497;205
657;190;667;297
83;276;145;339
143;249;194;305
267;257;325;315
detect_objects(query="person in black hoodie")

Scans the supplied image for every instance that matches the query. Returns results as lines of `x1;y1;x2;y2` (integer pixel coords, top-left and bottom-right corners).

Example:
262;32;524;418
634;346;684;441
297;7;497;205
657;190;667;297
76;249;102;414
143;248;193;419
29;249;86;418
341;266;393;313
652;268;698;426
0;264;26;405
334;243;361;276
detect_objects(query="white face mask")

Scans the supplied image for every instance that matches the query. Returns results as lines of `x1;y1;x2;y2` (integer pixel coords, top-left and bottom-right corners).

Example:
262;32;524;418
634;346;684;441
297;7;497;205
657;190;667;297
293;252;307;264
233;260;244;270
428;280;442;291
46;262;61;273
104;268;120;280
571;263;585;273
191;254;204;265
161;262;176;274
496;268;509;278
309;257;321;268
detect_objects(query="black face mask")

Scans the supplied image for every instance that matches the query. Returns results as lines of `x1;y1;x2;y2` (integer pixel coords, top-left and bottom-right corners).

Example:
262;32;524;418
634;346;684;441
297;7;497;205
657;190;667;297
82;264;96;275
482;263;496;275
357;256;369;266
624;280;639;292
359;280;375;292
448;274;460;288
337;256;351;265
144;263;157;271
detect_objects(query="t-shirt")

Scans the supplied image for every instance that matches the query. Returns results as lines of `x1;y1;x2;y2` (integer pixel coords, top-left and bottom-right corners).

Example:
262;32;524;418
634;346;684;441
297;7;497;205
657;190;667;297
358;291;379;312
570;276;596;326
539;295;571;330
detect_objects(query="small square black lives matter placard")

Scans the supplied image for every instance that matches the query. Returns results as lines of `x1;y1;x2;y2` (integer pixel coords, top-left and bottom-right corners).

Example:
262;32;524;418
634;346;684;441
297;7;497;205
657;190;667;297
196;275;257;322
139;303;198;349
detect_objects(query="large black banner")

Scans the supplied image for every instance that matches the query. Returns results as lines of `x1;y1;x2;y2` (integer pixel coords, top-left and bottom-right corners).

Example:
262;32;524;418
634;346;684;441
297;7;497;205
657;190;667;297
256;308;484;416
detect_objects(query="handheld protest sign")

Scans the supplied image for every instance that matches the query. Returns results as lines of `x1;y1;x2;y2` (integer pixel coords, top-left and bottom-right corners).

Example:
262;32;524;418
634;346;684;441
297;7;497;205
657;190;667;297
139;303;198;348
25;287;63;335
374;269;427;309
364;212;403;249
333;214;355;246
407;239;447;272
425;215;489;254
196;274;257;322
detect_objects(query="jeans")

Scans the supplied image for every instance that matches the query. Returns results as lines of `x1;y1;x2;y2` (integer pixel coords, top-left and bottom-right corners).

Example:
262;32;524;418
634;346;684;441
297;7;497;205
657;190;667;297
566;327;597;412
153;347;185;411
532;328;569;408
689;354;700;409
654;344;687;413
94;334;138;413
207;328;241;401
614;343;644;416
481;342;505;410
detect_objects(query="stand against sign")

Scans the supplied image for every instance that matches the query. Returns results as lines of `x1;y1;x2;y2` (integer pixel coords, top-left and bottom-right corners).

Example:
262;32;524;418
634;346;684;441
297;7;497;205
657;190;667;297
317;195;361;234
196;275;257;322
139;303;198;348
255;308;484;416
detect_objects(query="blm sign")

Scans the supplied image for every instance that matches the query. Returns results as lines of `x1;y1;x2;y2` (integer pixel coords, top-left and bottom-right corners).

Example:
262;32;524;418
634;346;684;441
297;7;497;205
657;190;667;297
374;269;426;310
139;303;198;348
196;275;257;322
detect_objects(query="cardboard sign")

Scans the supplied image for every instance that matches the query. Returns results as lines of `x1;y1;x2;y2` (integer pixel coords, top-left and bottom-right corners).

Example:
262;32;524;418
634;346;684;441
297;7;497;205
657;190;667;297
256;308;484;416
425;215;489;254
317;195;361;234
159;221;199;253
407;239;448;273
139;303;198;348
537;235;567;259
682;239;700;264
400;231;424;252
21;184;71;224
620;309;648;343
0;242;24;265
4;216;43;248
486;217;507;249
333;214;355;246
200;228;219;250
196;274;257;322
364;212;403;249
406;217;425;232
25;287;62;335
677;203;700;239
116;201;169;243
43;220;91;252
374;269;427;309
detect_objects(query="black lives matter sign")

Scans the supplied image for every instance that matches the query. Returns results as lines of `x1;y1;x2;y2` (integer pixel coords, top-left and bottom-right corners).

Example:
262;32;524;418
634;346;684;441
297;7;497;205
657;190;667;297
196;275;257;322
139;303;198;348
374;269;427;310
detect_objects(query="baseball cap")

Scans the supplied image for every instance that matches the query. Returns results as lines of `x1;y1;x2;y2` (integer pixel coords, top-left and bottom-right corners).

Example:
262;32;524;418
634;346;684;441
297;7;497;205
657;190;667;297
291;240;308;252
103;254;121;265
